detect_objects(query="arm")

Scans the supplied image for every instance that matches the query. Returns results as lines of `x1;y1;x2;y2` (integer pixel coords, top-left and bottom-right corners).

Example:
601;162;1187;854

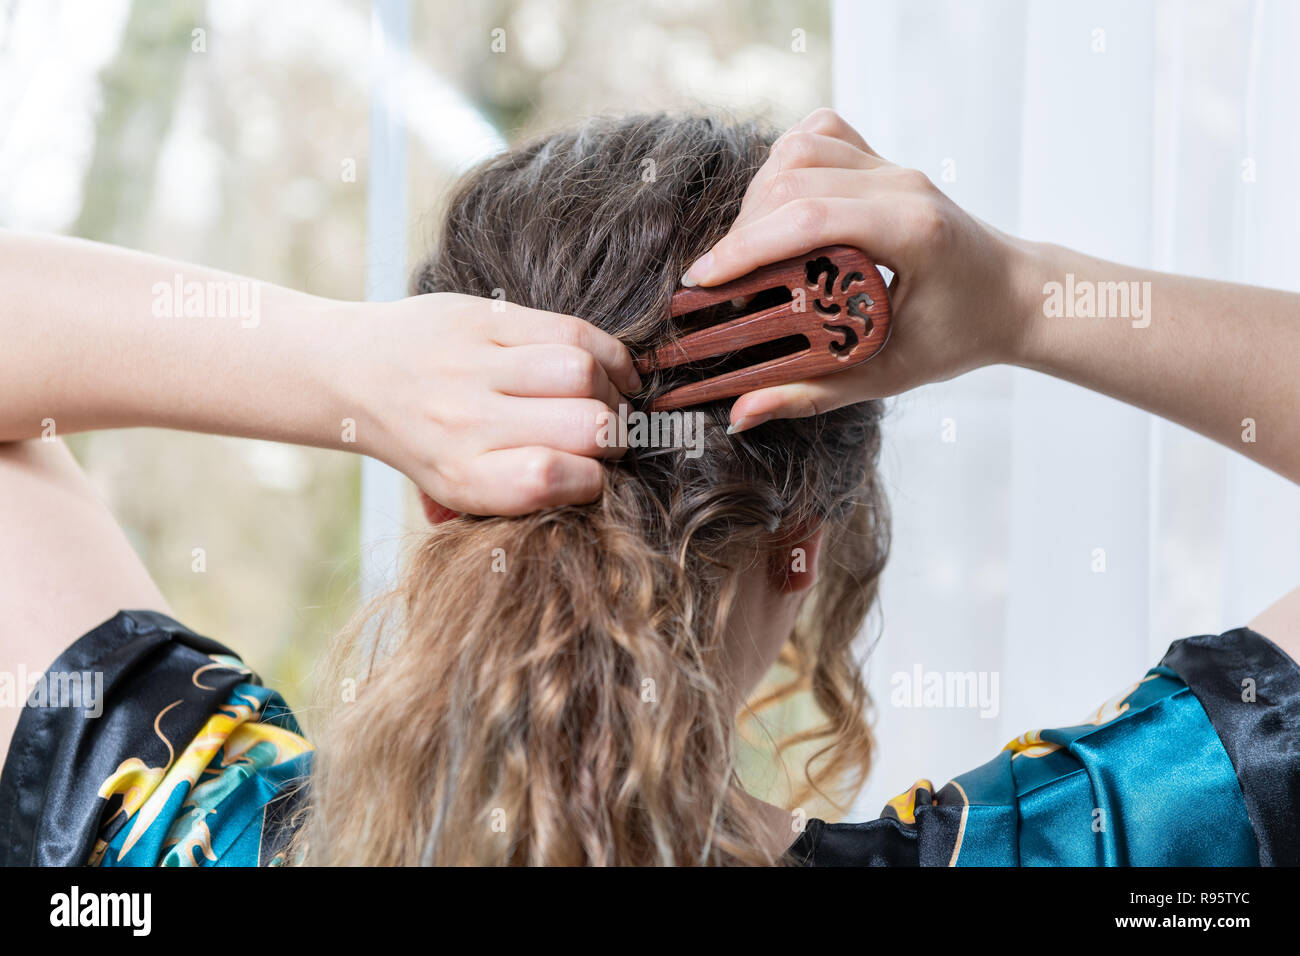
0;230;638;759
1016;244;1300;484
1;231;343;449
0;229;639;513
689;111;1300;489
688;108;1300;647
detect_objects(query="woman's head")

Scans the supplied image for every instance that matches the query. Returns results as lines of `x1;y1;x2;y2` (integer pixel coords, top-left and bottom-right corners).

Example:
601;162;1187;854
302;114;889;865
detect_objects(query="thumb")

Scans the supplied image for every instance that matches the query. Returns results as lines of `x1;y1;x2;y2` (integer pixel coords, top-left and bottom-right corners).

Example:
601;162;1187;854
726;378;859;434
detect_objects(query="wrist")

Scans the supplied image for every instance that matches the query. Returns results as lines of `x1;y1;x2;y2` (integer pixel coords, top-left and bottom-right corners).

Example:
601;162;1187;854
1002;237;1066;370
302;299;382;457
129;284;357;451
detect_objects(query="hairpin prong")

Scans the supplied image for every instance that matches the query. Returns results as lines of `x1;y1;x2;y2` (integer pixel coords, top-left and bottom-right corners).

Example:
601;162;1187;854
638;245;892;411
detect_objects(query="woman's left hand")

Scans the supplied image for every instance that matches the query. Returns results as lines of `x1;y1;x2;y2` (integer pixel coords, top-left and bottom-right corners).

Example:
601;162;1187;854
331;292;641;516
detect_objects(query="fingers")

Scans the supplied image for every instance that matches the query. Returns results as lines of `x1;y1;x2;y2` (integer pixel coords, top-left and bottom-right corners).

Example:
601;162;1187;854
459;447;604;515
420;393;622;517
726;377;863;434
494;344;623;410
735;167;885;230
687;195;917;286
785;107;881;157
490;308;641;394
683;108;929;288
423;394;617;514
395;295;641;517
746;132;887;203
736;125;888;230
490;396;627;460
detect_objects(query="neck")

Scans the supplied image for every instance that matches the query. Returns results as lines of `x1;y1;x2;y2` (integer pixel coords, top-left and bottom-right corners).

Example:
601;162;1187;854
735;790;805;863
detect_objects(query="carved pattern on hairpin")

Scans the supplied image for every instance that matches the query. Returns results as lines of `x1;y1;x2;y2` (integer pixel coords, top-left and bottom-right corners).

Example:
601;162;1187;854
635;245;892;412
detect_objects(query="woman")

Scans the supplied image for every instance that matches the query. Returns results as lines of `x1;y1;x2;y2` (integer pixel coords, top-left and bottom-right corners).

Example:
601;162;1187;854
1;110;1298;866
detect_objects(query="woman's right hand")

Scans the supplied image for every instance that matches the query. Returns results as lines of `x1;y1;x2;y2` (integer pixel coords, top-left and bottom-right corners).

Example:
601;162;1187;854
684;108;1043;433
331;292;641;516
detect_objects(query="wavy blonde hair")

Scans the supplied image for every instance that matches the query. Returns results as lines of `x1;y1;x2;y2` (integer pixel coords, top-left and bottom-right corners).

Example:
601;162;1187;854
295;114;889;865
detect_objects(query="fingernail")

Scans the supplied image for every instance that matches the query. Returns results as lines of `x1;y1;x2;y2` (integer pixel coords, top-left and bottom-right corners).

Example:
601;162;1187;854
682;251;713;287
628;369;643;392
726;413;772;436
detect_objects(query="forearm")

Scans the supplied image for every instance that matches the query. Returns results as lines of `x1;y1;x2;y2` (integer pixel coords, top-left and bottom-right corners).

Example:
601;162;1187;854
1;230;350;450
1013;241;1300;484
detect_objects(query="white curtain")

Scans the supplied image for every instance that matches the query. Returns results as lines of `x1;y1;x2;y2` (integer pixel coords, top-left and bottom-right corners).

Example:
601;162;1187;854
832;0;1300;817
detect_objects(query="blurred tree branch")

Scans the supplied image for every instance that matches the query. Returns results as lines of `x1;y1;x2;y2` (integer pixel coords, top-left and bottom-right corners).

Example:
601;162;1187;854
73;0;202;244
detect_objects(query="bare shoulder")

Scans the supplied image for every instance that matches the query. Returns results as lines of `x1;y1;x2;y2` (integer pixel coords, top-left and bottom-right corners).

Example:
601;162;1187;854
0;439;170;761
1249;586;1300;664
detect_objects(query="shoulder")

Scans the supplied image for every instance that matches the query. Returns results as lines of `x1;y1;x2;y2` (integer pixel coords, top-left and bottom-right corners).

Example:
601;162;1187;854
1158;624;1300;865
792;626;1300;867
0;610;312;866
1249;585;1300;666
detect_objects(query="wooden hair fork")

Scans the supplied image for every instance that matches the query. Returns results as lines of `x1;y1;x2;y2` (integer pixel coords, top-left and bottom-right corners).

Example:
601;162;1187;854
635;245;892;412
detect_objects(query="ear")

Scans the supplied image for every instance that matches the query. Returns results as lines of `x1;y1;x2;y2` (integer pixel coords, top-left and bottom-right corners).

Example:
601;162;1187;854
418;490;460;525
768;525;824;594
